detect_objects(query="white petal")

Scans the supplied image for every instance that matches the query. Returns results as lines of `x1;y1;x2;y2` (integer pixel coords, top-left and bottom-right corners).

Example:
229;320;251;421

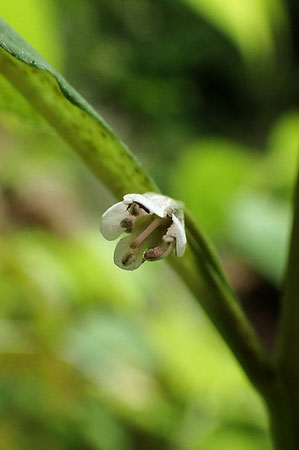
113;235;145;271
100;201;129;241
123;193;171;218
166;214;186;257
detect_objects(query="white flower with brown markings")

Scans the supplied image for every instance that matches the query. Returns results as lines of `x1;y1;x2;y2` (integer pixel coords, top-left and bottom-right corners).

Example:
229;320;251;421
100;192;186;270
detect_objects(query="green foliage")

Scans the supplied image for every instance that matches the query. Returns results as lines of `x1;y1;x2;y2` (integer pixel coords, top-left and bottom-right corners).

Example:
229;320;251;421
0;0;299;448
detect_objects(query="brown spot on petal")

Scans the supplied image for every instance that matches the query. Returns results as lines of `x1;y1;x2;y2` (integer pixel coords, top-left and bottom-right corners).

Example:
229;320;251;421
122;252;134;266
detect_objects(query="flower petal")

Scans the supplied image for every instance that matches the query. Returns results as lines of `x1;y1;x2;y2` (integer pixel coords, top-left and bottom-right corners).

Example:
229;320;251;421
100;201;129;240
165;214;186;257
113;235;145;271
123;193;173;218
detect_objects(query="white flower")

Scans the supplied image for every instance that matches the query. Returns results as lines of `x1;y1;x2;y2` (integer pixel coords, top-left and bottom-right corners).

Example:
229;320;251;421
100;192;186;270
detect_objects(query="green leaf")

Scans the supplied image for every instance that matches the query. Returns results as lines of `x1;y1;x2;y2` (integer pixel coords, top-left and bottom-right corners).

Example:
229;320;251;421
0;73;47;124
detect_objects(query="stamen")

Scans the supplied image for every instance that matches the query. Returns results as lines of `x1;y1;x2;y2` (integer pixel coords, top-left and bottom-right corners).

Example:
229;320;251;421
144;247;164;260
130;217;163;249
144;242;174;261
120;217;134;229
129;203;139;216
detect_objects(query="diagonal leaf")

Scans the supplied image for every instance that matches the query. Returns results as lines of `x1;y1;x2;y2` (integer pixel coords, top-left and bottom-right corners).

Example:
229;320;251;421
0;73;47;124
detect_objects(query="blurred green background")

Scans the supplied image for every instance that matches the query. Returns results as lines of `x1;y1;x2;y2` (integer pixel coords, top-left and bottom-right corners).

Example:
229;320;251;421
0;0;299;448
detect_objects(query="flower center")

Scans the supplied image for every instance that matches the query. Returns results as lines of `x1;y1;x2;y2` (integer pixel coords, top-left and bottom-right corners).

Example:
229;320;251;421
130;217;163;249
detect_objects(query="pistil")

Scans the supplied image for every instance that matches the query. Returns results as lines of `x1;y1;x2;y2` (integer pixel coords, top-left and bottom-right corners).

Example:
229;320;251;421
130;217;163;249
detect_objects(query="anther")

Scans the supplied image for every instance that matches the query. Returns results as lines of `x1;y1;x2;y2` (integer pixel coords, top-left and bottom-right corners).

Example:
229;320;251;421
144;247;164;260
120;217;134;229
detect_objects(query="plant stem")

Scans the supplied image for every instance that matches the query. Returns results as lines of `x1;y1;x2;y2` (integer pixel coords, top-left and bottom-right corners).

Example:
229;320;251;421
180;212;299;448
171;243;295;449
170;241;272;389
275;168;299;449
261;376;294;449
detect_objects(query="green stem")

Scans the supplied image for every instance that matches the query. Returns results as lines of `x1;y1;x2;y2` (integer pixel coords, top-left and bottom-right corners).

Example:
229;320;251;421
170;243;295;449
275;168;299;449
169;246;272;391
263;377;295;450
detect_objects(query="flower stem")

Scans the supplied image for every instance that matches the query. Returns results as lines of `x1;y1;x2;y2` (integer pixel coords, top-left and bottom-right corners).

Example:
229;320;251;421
274;166;299;449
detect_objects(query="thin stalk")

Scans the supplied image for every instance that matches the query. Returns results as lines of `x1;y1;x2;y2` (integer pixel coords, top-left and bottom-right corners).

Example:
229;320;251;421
275;167;299;449
264;379;295;450
170;240;294;449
